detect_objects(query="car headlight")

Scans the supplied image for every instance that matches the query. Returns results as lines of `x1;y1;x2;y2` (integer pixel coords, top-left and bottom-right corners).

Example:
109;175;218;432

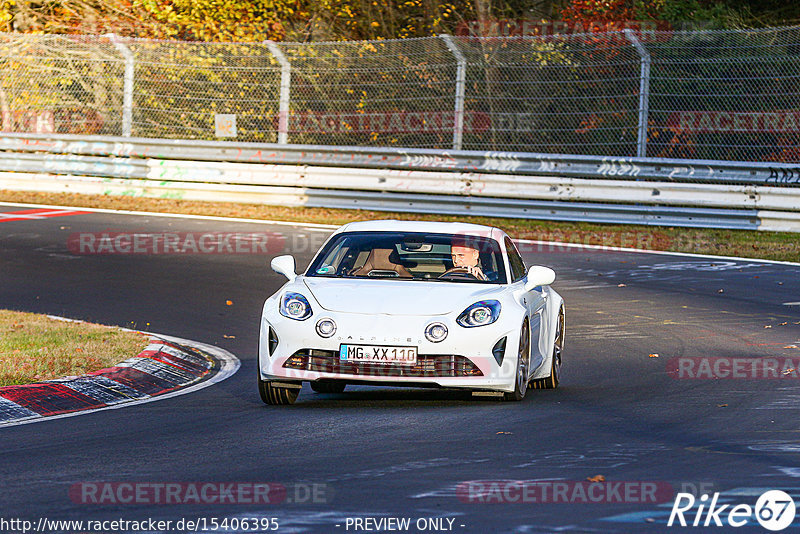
425;322;448;343
316;318;337;337
280;292;312;320
457;300;501;328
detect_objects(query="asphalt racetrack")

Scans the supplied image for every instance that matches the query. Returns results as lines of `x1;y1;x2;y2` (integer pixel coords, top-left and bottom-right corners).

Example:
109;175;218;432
2;203;800;533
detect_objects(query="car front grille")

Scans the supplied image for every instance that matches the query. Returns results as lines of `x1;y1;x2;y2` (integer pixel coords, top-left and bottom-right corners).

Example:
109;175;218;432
283;349;483;377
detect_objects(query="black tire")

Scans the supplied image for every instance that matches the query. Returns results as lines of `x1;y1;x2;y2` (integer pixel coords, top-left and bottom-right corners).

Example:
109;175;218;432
258;377;300;405
531;305;565;390
504;319;530;402
310;380;346;394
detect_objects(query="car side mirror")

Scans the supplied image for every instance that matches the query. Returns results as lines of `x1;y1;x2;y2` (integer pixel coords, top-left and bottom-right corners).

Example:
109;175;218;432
271;255;297;282
524;266;556;291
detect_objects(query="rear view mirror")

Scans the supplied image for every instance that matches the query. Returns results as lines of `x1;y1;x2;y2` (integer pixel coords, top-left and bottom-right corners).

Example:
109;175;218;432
524;266;556;291
401;241;432;252
271;255;297;282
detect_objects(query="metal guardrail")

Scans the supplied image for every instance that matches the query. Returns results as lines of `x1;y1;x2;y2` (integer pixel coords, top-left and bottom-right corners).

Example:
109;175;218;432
1;152;798;211
0;170;763;231
0;132;798;232
2;132;800;188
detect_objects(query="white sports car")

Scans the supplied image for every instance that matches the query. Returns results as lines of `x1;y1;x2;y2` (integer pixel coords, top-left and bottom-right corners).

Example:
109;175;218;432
258;220;564;404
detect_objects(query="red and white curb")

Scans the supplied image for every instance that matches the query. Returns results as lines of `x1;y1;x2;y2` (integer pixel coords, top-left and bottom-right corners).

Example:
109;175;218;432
0;331;239;428
0;207;90;223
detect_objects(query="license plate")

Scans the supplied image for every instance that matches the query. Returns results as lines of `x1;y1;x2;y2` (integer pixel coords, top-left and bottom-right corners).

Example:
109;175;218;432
339;344;418;365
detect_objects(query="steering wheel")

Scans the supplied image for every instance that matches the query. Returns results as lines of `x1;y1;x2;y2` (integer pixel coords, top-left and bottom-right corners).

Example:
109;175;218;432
438;267;480;280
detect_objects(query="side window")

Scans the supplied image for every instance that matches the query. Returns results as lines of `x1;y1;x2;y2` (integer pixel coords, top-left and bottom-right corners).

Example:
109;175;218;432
505;237;527;282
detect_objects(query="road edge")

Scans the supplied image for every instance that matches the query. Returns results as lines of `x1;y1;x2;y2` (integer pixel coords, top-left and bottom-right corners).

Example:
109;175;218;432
1;199;798;267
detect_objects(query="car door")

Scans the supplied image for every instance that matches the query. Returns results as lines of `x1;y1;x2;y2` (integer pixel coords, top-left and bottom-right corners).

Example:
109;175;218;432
505;237;547;375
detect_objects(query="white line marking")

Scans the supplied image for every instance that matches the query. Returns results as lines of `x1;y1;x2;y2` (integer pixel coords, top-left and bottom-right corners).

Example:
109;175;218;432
514;238;800;267
1;201;798;266
0;327;240;429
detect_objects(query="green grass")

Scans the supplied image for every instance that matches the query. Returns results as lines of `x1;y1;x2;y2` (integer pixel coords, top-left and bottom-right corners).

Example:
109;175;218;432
0;310;149;387
2;190;799;263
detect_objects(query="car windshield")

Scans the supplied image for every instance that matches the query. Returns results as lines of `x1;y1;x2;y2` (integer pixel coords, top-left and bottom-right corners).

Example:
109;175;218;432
306;231;508;284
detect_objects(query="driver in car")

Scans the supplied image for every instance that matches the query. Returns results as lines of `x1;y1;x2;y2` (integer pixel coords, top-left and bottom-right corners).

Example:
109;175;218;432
450;241;487;281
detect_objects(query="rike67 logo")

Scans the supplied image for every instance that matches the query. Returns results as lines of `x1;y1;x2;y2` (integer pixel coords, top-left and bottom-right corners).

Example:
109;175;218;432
668;490;796;531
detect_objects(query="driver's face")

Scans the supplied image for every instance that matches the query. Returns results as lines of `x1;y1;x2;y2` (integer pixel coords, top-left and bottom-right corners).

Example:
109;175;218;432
451;245;480;268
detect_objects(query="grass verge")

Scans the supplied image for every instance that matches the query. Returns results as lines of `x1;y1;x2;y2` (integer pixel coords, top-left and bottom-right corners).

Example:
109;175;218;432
2;190;799;263
0;310;149;387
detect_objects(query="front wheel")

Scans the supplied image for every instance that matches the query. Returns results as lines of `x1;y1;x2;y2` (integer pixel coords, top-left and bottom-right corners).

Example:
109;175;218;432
258;377;300;405
531;305;564;390
504;320;530;402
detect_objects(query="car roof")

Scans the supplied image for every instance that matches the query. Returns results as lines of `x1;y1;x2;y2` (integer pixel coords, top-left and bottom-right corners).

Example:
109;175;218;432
334;219;506;241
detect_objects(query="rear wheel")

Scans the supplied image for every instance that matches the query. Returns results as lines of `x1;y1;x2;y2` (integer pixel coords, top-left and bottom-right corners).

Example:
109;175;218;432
310;380;346;394
504;320;530;402
531;305;564;390
258;377;300;405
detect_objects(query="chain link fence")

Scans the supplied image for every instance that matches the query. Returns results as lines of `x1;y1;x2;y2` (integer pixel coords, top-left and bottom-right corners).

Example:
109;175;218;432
1;27;799;162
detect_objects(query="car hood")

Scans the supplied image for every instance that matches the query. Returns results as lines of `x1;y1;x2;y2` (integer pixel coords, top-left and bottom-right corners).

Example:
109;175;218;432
302;278;502;316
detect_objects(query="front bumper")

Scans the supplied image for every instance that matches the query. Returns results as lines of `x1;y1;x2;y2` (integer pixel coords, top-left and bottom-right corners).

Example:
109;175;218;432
259;308;523;392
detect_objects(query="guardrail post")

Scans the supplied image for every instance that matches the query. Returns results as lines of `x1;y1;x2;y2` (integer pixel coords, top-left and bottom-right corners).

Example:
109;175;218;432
440;34;466;151
266;41;291;145
106;33;134;137
624;29;651;158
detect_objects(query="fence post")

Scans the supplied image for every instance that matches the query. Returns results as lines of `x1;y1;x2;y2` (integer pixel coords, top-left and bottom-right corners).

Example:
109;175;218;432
624;29;651;158
266;41;291;145
440;34;466;151
106;33;134;138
